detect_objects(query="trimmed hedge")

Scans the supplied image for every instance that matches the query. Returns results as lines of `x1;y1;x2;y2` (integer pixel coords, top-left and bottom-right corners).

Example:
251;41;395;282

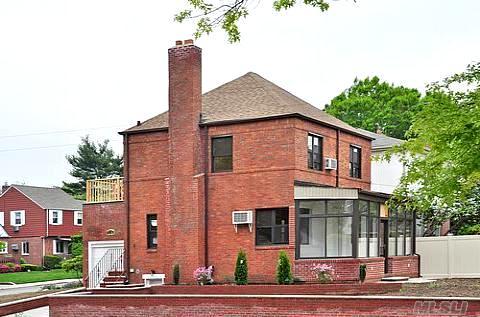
21;264;43;272
44;255;63;270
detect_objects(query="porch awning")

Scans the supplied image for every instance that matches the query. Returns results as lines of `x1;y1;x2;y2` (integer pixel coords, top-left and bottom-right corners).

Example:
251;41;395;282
294;186;359;200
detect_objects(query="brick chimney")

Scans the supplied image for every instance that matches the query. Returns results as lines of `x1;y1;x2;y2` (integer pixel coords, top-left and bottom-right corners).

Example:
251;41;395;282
166;40;206;283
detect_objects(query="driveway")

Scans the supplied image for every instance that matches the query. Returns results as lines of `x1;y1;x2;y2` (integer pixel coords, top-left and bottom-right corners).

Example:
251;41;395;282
4;306;49;317
0;279;80;296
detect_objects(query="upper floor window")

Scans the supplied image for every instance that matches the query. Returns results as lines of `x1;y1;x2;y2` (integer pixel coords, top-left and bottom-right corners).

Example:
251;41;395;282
74;211;83;226
308;134;323;171
49;210;63;225
10;210;25;226
349;145;361;178
212;136;233;173
255;208;289;246
147;214;158;249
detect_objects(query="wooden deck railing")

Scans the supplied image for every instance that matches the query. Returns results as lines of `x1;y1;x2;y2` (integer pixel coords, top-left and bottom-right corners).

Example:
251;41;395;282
86;177;124;203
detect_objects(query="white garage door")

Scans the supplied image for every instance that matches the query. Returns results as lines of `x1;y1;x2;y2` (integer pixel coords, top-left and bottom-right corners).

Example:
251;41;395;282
88;240;124;274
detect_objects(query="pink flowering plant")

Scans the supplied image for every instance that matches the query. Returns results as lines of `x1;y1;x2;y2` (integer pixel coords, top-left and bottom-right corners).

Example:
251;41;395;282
193;266;214;285
310;264;334;284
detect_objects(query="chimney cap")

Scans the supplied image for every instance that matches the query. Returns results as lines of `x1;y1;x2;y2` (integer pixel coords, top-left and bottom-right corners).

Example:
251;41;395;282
175;40;183;46
184;39;194;45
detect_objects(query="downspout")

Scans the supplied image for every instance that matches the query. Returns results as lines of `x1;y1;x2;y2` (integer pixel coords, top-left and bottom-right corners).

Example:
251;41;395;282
335;129;340;187
124;134;130;278
412;210;421;277
203;127;209;267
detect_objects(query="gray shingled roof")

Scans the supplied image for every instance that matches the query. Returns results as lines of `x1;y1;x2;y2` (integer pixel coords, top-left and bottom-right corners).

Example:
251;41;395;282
10;185;83;210
123;72;372;139
355;128;404;150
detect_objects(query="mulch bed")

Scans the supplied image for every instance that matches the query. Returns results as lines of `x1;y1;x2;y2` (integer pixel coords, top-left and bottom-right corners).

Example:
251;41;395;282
390;279;480;297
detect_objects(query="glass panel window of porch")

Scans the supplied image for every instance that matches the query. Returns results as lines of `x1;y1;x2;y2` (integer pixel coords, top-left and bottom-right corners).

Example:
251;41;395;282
358;200;380;258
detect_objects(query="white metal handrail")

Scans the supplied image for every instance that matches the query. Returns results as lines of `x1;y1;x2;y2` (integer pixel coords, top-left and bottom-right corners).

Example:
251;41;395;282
86;247;125;288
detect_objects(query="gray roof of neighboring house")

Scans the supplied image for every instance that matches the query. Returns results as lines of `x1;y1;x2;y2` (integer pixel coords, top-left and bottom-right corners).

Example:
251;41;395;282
355;128;404;150
122;72;373;139
7;185;83;210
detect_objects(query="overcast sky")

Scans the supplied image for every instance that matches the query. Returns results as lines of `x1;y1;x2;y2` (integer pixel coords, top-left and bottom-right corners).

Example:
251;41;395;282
0;0;479;188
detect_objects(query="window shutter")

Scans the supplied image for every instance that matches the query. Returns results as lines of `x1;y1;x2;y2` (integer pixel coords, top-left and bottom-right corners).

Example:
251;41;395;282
58;210;63;225
48;210;54;225
20;210;25;226
10;211;16;226
0;212;4;226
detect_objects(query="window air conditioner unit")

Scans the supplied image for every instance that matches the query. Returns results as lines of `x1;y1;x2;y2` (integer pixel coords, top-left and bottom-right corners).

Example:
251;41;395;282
232;210;253;233
11;244;19;251
13;226;20;232
325;158;338;170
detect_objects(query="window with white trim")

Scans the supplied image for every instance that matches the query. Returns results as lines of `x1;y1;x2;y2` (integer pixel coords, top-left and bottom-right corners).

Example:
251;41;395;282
0;212;4;226
49;210;63;225
0;242;8;254
10;210;25;226
74;211;83;226
22;241;30;255
53;240;66;254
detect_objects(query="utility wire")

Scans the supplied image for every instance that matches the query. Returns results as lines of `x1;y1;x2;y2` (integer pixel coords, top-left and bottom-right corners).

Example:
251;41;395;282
0;140;123;153
0;124;128;139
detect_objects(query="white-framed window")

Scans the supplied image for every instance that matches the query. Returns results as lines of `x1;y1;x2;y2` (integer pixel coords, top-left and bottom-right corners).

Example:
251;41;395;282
49;210;63;225
22;241;30;255
0;212;4;226
10;210;25;226
74;211;83;226
53;240;67;254
0;242;8;254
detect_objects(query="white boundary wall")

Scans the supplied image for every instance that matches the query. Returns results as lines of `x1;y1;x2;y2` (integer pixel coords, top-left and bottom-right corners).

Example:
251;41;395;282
417;235;480;278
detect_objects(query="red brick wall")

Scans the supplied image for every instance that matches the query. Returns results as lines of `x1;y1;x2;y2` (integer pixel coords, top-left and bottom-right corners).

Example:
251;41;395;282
294;257;385;282
0;236;43;266
49;295;480;316
82;201;126;281
0;187;46;237
388;255;419;278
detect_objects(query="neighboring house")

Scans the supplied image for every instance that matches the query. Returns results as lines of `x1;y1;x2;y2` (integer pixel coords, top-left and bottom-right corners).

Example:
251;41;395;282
83;40;418;288
0;185;83;266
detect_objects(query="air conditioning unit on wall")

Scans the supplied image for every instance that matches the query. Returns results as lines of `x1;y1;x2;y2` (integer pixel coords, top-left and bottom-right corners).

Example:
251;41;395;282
232;210;253;233
325;158;338;170
12;226;20;232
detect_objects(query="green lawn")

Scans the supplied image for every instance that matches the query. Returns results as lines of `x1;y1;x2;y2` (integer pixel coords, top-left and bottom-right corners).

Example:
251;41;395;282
0;269;78;284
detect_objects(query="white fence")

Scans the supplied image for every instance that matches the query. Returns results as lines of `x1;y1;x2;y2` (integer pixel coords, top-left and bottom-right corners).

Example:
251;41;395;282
417;235;480;278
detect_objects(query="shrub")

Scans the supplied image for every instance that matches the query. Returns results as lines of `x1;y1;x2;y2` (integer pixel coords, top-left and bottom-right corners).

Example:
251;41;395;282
0;264;10;273
13;264;22;272
44;255;63;270
71;234;83;257
19;258;26;265
276;251;293;285
193;266;213;285
458;224;480;235
234;249;248;285
21;264;42;272
5;262;15;269
61;255;83;278
311;264;334;284
173;264;180;285
359;264;367;283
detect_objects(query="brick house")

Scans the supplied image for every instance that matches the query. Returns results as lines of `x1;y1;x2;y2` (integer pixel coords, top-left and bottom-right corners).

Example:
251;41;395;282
83;40;418;287
0;185;83;266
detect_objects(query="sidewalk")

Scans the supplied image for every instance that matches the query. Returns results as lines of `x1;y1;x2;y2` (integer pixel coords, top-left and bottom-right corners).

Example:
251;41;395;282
0;279;81;296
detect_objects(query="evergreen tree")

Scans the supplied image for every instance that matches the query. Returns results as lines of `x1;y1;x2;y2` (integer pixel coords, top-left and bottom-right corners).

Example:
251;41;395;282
234;249;248;285
276;250;293;284
62;136;123;199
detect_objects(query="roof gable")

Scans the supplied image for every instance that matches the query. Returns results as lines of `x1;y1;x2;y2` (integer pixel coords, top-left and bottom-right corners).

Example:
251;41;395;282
7;185;83;211
123;72;372;139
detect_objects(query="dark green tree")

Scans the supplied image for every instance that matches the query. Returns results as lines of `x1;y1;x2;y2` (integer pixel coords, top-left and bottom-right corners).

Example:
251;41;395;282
234;249;248;285
276;250;293;284
173;264;180;285
176;0;334;43
325;76;423;139
62;136;123;199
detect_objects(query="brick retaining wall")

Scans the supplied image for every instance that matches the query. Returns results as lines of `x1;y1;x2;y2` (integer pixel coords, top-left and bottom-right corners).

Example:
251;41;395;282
49;294;480;316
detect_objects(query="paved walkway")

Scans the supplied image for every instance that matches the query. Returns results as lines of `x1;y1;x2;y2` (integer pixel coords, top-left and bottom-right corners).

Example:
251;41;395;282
4;306;49;317
0;279;81;296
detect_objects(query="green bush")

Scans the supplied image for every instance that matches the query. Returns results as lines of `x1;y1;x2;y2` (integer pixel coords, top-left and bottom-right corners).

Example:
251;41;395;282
21;264;42;272
276;251;293;285
359;264;367;283
173;264;180;285
234;249;248;285
457;224;480;235
5;262;15;269
71;234;83;257
61;255;83;278
44;255;63;270
19;258;26;265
